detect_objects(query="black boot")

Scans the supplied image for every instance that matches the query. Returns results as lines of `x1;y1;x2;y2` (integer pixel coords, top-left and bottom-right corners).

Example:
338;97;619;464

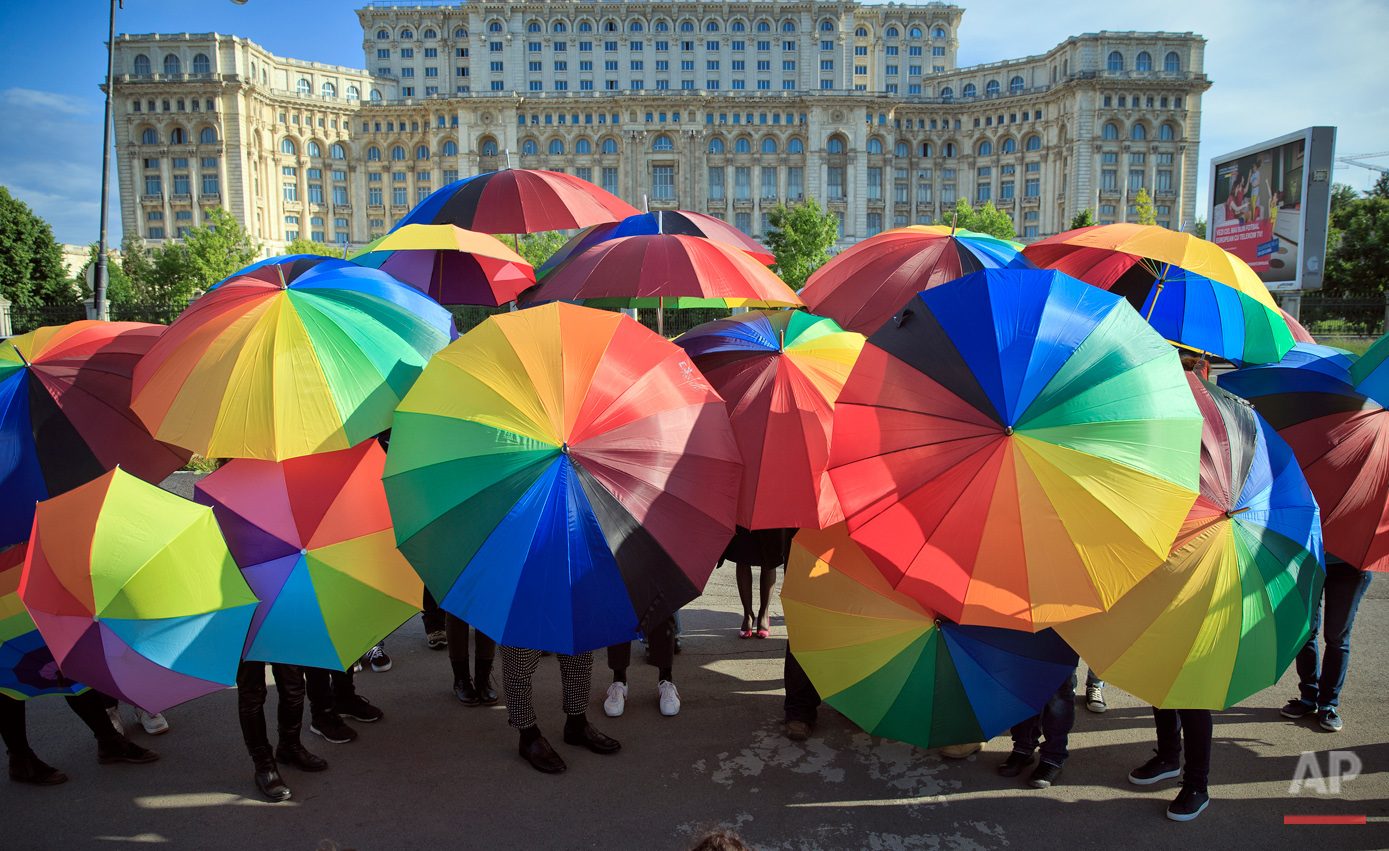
96;735;159;764
253;757;291;802
275;740;328;772
8;750;67;786
475;660;498;705
452;659;479;706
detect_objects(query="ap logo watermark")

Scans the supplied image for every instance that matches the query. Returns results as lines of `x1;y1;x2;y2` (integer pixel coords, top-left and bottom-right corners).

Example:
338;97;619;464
1289;750;1363;795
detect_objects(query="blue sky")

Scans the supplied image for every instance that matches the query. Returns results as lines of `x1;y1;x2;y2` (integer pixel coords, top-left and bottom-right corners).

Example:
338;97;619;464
1;0;1384;245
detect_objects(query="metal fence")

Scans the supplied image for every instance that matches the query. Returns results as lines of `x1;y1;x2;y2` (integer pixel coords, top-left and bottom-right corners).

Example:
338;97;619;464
9;303;88;336
109;303;189;325
1295;295;1387;340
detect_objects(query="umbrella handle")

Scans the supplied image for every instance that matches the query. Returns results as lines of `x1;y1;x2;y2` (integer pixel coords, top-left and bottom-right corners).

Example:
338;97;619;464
11;343;29;366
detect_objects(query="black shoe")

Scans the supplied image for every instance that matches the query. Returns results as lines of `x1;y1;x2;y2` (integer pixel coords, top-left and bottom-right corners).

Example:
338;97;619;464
274;742;328;772
1167;785;1210;821
997;751;1036;778
97;736;159;765
1128;750;1181;786
8;751;67;786
254;764;292;802
562;722;621;755
334;695;383;723
454;677;480;706
475;663;498;705
1029;761;1063;788
1280;698;1316;719
309;713;358;744
519;736;566;773
1319;708;1343;732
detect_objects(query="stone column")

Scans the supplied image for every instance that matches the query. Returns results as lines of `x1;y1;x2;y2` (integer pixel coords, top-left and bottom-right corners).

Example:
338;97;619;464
0;296;11;337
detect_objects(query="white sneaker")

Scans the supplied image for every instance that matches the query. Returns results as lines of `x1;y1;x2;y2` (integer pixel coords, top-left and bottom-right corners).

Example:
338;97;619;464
135;708;169;735
658;680;681;716
603;681;628;717
106;705;124;736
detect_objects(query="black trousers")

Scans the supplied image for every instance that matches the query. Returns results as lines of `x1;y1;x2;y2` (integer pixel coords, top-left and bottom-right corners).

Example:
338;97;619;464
235;662;305;765
304;666;356;718
0;690;117;755
1154;707;1212;792
783;648;822;725
446;612;496;664
422;587;446;634
607;616;677;673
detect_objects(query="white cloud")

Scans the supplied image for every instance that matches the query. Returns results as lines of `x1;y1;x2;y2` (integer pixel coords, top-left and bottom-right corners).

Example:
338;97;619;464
0;87;111;245
0;87;94;116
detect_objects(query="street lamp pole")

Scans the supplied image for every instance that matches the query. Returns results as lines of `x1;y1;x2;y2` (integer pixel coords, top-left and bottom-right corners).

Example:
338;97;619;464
94;0;119;321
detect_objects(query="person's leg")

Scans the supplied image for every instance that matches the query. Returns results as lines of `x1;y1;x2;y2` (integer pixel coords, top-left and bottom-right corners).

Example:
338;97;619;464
68;688;159;764
235;662;273;766
736;562;755;634
1009;714;1042;757
1086;670;1105;690
756;565;778;635
1178;709;1211;791
1289;584;1325;711
304;667;357;744
271;664;326;772
421;587;446;639
1154;708;1183;763
560;652;620;753
783;648;821;739
0;693;28;755
446;612;471;684
649;616;680;715
333;667;381;722
1037;670;1078;766
2;694;66;785
1317;564;1374;710
501;645;542;731
604;640;631;717
473;627;498;705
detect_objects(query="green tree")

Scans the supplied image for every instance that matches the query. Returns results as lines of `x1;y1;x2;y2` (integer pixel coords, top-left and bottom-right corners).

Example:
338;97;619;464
76;242;136;303
1324;197;1389;296
1372;173;1389;200
145;243;198;304
120;235;157;300
178;207;261;294
947;199;1017;241
506;230;569;270
1132;188;1157;225
763;197;841;290
0;186;71;307
1192;217;1207;239
1068;208;1097;230
1330;182;1363;231
285;237;347;258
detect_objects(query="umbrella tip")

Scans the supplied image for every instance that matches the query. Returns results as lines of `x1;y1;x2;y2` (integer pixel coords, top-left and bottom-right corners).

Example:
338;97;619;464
560;442;570;455
1005;427;1014;436
300;548;309;555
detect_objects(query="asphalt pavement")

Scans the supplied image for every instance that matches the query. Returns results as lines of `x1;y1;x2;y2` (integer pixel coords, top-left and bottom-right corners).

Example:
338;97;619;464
8;473;1387;850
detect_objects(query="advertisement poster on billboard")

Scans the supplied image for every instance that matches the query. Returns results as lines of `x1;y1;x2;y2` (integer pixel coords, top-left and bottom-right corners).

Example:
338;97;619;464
1209;127;1336;292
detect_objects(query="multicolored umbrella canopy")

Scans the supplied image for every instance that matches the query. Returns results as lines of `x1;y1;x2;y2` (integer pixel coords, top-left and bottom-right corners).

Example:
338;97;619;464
19;468;258;714
383;303;742;655
1024;224;1275;302
675;310;865;530
1220;343;1389;571
828;269;1203;631
1;543;86;700
395;169;640;234
528;234;803;309
538;210;775;276
1056;374;1324;709
1350;332;1389;404
798;226;1035;337
783;525;1079;750
194;440;423;670
349;224;536;306
210;255;346;289
0;321;192;548
131;261;457;461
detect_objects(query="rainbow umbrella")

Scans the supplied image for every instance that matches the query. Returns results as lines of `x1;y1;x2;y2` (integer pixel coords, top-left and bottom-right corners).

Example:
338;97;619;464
210;255;346;289
828;269;1203;631
799;226;1035;336
19;469;258;714
131;259;456;461
0;321;192;548
1220;343;1389;571
675;310;865;530
1;543;86;700
194;440;423;670
383;303;742;655
538;210;774;276
350;224;536;306
784;525;1079;749
1056;374;1324;709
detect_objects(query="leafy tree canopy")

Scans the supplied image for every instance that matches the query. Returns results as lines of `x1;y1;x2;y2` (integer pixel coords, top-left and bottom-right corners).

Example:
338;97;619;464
763;197;841;291
0;186;74;307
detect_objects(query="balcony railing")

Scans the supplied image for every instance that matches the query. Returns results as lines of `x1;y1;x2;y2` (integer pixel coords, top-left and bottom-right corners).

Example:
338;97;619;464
140;194;162;204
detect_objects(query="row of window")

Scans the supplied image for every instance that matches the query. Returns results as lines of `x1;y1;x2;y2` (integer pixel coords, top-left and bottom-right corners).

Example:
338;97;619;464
131;98;216;114
138;126;218;145
1101;121;1181;141
1106;51;1183;73
131;53;210;76
373;27;464;40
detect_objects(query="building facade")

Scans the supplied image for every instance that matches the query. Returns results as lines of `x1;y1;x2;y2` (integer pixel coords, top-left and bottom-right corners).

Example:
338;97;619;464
111;1;1209;254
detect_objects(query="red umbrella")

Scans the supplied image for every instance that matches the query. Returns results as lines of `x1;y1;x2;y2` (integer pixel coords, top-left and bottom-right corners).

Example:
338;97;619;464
1280;307;1316;344
675;310;865;530
798;226;1034;336
528;234;801;334
396;168;640;235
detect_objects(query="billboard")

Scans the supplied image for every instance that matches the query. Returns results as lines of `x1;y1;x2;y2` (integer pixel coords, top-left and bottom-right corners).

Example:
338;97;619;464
1208;127;1336;292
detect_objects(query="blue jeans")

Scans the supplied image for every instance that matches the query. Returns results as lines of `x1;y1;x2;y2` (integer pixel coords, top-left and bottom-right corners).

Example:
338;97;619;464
1295;561;1373;708
1086;669;1104;690
1010;669;1078;766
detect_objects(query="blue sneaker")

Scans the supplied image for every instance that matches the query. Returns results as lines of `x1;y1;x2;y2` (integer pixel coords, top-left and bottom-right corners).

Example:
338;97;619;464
1318;707;1343;732
1280;699;1315;719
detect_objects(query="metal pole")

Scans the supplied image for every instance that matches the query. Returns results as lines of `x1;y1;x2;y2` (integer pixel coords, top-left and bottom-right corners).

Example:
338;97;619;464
95;0;118;321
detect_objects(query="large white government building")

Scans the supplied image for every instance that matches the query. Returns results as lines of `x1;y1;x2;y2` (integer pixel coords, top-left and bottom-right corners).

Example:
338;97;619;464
111;1;1210;254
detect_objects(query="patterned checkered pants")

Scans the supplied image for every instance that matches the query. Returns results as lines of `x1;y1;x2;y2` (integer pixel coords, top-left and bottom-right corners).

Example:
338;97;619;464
499;646;594;730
